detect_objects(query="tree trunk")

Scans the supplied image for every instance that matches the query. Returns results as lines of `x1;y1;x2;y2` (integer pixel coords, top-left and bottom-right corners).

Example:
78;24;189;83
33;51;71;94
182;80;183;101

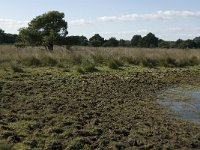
47;43;53;51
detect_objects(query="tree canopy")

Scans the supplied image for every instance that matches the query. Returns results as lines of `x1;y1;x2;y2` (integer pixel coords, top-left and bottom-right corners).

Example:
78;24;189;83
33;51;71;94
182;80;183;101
0;29;17;44
89;34;104;47
18;11;68;51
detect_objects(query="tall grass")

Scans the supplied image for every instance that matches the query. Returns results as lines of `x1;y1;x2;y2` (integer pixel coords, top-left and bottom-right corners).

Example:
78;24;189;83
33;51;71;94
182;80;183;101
0;45;200;68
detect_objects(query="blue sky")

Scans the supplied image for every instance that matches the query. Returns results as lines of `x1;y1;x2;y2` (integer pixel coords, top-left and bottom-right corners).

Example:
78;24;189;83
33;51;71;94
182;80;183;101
0;0;200;40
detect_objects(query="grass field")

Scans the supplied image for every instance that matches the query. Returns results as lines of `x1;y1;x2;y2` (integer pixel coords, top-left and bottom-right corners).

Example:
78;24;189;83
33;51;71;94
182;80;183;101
1;45;200;149
1;45;200;71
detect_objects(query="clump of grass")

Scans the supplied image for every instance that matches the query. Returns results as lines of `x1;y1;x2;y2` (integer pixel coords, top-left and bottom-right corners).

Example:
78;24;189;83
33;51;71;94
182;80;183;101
83;64;98;72
121;56;140;65
71;55;83;65
142;58;159;68
189;56;199;66
165;57;178;67
76;64;98;74
11;64;24;73
0;144;14;150
42;56;58;66
76;67;85;74
92;55;105;64
108;59;124;69
23;56;42;66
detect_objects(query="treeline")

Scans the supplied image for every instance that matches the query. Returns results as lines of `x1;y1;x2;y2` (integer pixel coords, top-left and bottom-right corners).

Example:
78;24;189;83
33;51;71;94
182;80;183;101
66;33;200;49
0;29;18;44
1;28;200;49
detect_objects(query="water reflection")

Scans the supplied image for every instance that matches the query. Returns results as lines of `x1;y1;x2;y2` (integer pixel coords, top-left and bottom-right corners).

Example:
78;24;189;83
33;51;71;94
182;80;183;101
159;86;200;123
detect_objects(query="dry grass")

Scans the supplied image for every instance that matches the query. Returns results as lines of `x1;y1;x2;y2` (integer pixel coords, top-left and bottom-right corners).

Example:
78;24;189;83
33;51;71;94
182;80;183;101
0;45;200;68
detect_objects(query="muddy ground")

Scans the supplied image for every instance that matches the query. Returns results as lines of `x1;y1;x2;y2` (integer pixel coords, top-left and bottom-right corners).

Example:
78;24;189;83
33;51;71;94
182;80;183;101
1;67;200;149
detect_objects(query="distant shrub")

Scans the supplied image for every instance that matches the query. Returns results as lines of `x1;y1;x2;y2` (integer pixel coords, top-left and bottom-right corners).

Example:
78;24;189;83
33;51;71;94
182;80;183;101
108;59;123;69
11;65;24;73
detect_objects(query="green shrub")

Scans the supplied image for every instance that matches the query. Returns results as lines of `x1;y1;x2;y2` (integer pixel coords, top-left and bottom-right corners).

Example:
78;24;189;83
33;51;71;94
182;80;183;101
11;65;24;73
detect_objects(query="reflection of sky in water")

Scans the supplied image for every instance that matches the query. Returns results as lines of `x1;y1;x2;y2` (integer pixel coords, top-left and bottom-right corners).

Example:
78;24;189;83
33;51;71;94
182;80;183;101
159;88;200;123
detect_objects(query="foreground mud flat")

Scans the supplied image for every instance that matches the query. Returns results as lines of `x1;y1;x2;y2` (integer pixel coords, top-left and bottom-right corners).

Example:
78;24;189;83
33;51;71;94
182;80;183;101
1;66;200;149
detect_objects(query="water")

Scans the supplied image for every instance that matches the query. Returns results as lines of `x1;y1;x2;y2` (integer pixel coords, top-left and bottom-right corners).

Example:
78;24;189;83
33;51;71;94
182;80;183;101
158;86;200;123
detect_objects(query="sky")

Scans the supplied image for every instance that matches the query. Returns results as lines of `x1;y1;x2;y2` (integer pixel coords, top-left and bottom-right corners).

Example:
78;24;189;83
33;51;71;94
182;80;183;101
0;0;200;40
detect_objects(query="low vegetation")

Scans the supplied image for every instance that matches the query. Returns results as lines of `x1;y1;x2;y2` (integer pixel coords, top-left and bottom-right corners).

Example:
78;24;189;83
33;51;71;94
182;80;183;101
1;45;200;70
1;45;200;149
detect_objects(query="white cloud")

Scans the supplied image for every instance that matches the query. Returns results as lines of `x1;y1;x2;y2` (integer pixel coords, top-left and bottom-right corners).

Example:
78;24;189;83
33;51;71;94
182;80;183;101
167;27;183;32
69;19;93;25
0;18;28;33
97;10;200;22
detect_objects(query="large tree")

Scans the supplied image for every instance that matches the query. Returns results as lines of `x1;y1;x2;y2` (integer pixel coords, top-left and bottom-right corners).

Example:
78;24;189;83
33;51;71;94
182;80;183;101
103;37;119;47
142;33;158;48
89;34;104;47
131;35;142;47
18;11;68;51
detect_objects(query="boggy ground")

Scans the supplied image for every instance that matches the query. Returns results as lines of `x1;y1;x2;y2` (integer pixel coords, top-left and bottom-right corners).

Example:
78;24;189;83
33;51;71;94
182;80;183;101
1;66;200;149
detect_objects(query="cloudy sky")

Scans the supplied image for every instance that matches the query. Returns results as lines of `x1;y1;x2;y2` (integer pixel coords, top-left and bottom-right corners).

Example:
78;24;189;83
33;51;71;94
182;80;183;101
0;0;200;40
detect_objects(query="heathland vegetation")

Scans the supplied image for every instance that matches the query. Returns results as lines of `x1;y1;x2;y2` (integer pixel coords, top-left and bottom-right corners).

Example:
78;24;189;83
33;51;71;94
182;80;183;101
1;11;200;149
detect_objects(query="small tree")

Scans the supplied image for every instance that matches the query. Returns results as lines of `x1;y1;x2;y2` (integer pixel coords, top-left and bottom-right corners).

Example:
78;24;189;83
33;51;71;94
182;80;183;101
18;11;68;51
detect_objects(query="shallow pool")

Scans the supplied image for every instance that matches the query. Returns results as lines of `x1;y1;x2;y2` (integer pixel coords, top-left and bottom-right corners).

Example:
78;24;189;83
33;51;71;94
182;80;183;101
158;86;200;123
